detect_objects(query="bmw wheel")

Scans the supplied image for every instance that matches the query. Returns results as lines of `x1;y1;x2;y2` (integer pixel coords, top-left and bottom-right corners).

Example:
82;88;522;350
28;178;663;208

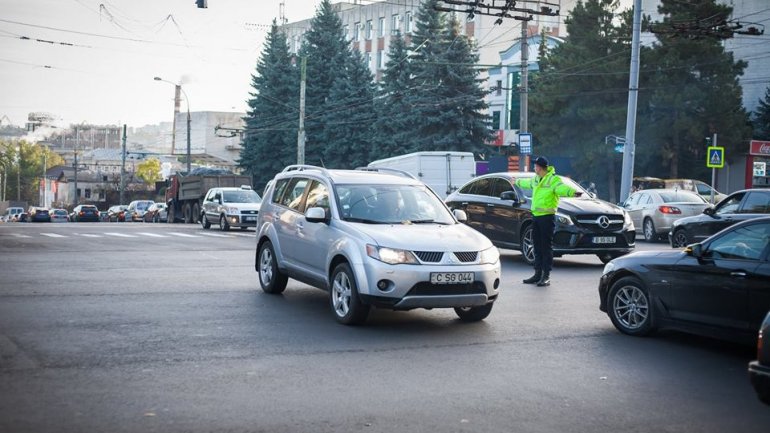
643;218;657;242
520;224;535;265
608;276;654;336
672;229;690;248
257;241;287;294
329;263;370;325
454;303;494;322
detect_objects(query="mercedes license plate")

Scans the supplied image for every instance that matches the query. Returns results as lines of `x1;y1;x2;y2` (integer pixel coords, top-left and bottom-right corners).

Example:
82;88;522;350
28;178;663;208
430;272;474;284
593;236;616;244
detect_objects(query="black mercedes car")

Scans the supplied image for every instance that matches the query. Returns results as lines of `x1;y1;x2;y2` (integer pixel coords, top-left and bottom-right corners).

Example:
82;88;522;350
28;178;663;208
445;172;635;264
599;216;770;345
669;188;770;247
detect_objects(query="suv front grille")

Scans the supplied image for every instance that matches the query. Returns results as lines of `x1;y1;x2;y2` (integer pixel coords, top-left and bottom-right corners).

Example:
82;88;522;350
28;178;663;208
575;214;624;231
414;251;443;263
453;251;478;262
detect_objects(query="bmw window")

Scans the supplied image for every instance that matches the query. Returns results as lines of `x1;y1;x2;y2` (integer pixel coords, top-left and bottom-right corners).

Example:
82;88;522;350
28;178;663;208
706;222;770;261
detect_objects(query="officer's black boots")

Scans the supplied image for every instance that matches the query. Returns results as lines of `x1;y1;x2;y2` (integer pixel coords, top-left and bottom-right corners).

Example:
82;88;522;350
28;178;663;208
536;272;550;287
523;271;541;284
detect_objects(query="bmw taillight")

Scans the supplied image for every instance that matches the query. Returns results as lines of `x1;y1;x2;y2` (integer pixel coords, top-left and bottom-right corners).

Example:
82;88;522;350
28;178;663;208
658;206;681;214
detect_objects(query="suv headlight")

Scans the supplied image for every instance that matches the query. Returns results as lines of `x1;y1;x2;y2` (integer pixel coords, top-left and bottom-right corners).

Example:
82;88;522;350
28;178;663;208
226;207;240;215
366;245;419;265
555;212;573;226
623;211;633;227
479;246;500;265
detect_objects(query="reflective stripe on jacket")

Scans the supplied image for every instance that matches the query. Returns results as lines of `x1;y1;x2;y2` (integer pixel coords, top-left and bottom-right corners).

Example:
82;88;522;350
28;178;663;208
514;166;576;217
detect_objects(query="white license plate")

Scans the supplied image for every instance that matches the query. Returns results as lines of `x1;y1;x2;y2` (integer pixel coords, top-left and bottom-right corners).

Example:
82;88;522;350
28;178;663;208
430;272;474;284
593;236;616;244
243;216;256;222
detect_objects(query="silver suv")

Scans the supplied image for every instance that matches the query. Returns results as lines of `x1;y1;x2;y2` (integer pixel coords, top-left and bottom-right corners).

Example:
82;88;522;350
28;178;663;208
201;186;261;231
255;165;501;325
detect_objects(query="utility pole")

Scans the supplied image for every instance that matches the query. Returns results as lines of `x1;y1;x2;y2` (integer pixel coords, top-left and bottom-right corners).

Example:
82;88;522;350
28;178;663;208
120;124;127;205
16;143;21;201
74;126;79;205
618;0;642;204
520;19;531;172
297;56;307;165
173;85;180;154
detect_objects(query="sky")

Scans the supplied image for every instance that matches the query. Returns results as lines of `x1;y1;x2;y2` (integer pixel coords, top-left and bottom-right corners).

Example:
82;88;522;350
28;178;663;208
0;0;327;129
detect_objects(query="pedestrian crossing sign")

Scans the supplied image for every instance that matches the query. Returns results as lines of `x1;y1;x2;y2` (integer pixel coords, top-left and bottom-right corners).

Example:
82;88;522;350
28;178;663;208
707;146;724;168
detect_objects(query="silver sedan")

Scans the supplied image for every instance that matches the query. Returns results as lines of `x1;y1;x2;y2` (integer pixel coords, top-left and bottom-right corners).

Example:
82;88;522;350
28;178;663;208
622;189;710;242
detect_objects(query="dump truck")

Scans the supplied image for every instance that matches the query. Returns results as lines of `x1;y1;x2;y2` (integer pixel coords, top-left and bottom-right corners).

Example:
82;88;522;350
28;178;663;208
165;170;251;223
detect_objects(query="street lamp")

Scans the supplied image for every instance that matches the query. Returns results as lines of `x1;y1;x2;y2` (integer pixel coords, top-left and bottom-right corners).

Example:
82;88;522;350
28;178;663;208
154;77;191;174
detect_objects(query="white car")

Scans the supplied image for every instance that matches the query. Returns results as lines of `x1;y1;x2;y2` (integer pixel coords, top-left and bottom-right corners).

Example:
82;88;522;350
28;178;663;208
255;165;502;325
200;186;261;231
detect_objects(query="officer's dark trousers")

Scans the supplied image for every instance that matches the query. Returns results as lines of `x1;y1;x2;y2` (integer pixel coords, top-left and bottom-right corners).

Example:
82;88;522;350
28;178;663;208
532;214;555;274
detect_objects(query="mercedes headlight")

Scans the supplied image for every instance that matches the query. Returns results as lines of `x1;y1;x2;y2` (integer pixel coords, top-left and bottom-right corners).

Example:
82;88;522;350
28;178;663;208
366;245;419;265
623;210;633;227
555;212;573;225
479;246;500;265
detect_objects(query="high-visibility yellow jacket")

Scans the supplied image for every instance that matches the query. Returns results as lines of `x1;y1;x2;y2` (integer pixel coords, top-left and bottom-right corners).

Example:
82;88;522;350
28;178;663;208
514;166;577;216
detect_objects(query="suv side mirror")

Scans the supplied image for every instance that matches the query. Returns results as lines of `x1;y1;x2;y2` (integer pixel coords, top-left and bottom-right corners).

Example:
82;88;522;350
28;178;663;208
453;209;468;222
305;206;328;223
500;191;519;204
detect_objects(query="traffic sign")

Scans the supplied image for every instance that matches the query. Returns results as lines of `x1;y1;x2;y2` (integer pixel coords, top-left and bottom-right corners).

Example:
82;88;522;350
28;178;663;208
519;133;532;155
707;146;724;168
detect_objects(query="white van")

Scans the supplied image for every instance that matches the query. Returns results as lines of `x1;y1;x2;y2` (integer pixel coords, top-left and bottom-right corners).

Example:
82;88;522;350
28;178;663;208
2;207;25;222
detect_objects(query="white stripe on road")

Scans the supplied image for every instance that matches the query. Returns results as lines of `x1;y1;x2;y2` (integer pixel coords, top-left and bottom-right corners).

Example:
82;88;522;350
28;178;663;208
167;232;200;238
80;234;102;238
11;233;31;238
199;232;233;238
40;233;67;238
136;232;168;238
104;232;137;238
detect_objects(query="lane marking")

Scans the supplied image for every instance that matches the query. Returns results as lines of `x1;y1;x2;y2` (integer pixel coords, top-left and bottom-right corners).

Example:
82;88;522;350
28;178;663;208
80;233;102;238
136;232;168;238
10;233;31;238
168;232;200;238
40;233;67;238
200;232;234;238
104;232;137;238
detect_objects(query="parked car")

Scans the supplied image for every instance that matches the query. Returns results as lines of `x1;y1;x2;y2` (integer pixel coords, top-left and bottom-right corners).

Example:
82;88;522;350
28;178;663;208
255;165;501;325
27;206;51;222
599;216;770;345
749;310;770;405
633;177;727;203
69;205;100;222
126;200;154;222
107;205;128;222
143;202;168;223
201;186;261;231
669;188;770;247
50;208;69;223
2;206;25;222
445;172;635;264
622;189;710;242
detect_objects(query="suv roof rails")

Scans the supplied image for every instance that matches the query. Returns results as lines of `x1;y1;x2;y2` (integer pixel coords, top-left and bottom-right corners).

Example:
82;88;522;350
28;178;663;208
282;164;331;176
355;166;418;180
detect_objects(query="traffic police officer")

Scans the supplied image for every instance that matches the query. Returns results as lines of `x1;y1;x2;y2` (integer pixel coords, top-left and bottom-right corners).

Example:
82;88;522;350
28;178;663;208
515;156;581;286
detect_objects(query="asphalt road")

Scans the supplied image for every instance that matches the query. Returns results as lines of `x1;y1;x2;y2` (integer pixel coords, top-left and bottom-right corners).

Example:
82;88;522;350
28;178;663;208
1;222;768;433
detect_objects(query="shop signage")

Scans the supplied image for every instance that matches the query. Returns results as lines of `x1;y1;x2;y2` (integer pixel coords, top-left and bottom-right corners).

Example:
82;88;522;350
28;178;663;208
750;140;770;156
755;162;767;177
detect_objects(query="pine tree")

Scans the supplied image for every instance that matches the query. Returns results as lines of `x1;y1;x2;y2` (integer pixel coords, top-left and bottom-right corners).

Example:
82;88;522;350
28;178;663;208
320;49;376;168
530;0;633;201
371;31;417;160
641;0;751;179
239;21;298;191
298;0;351;166
753;86;770;140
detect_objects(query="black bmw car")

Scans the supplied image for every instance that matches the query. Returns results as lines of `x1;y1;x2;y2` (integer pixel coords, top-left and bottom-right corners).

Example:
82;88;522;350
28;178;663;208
445;172;635;264
600;216;770;345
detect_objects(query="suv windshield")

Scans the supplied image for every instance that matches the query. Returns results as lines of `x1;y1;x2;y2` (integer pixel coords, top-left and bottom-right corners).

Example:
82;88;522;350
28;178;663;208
223;190;261;203
337;184;454;224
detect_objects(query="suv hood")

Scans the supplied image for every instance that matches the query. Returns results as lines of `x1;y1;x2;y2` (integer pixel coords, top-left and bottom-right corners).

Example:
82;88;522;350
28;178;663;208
557;198;624;215
351;222;494;251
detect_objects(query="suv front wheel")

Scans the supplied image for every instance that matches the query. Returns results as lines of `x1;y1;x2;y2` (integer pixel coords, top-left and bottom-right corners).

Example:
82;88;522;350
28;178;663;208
258;241;288;294
330;263;370;325
454;303;494;322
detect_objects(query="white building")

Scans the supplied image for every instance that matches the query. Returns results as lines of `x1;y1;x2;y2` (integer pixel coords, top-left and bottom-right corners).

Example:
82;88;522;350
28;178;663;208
172;111;245;170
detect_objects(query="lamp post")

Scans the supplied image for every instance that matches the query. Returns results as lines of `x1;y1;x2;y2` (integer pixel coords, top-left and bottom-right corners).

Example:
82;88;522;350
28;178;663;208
154;77;191;174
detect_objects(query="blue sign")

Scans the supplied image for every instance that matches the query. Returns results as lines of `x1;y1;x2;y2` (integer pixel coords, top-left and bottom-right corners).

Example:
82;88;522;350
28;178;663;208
519;133;532;155
707;146;724;168
614;144;624;153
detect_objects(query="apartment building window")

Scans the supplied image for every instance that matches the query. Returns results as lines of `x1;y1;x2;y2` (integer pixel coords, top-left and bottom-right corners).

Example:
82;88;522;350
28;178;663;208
378;17;385;37
85;188;91;199
365;52;372;67
405;11;413;33
354;22;360;41
376;51;384;69
492;111;501;130
496;80;502;96
391;14;400;34
366;20;373;40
